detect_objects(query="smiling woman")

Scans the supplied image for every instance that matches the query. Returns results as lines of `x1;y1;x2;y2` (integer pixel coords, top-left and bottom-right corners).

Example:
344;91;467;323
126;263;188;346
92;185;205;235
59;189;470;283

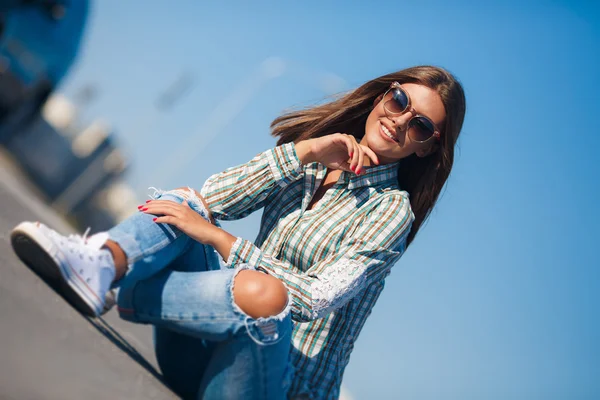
364;82;445;160
11;65;466;399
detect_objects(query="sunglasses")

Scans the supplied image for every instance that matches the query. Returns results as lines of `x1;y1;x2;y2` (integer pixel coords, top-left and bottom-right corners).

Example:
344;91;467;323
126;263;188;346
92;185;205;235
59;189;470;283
382;82;441;143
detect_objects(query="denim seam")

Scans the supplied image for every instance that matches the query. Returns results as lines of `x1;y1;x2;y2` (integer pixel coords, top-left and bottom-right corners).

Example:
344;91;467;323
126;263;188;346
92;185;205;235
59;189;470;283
132;313;245;323
109;217;187;266
128;234;186;265
256;334;268;399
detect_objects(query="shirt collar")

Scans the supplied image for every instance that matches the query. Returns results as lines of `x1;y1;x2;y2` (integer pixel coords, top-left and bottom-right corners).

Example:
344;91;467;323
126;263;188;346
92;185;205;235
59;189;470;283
343;161;400;190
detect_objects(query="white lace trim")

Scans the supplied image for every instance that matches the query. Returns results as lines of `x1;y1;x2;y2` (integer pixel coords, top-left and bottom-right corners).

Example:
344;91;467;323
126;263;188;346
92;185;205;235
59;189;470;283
310;259;367;319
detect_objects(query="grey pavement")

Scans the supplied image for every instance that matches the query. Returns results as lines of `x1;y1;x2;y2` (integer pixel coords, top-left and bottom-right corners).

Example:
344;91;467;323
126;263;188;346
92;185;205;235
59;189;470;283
0;151;177;399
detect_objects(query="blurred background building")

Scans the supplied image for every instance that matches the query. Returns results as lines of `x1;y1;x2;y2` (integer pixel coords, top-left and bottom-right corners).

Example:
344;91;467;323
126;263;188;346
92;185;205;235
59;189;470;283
0;0;137;231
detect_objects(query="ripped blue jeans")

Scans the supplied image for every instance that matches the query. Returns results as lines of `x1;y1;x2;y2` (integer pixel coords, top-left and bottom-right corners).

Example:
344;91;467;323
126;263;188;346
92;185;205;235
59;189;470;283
106;187;293;400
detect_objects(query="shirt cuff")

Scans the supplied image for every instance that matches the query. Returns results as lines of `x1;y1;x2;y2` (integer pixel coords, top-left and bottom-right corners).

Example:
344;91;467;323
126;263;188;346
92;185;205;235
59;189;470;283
265;143;303;186
225;237;263;268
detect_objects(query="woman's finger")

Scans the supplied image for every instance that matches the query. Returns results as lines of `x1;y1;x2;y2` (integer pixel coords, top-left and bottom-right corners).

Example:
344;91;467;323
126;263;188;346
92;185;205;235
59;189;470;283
357;145;366;174
141;203;183;218
153;215;178;226
339;160;352;172
347;134;363;174
139;202;176;214
343;134;358;172
143;200;185;209
359;144;380;166
351;140;361;172
340;135;356;172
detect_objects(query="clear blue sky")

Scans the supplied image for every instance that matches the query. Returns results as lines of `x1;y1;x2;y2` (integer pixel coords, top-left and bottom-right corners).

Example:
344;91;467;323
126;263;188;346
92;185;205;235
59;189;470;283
59;1;600;398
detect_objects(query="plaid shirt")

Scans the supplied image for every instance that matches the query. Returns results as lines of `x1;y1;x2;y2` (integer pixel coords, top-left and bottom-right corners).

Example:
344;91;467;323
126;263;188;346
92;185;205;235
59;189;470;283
201;143;414;399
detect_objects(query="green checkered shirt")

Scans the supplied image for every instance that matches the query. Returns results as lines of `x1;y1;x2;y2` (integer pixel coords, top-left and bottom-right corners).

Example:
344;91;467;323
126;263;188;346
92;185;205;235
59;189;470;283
201;143;414;399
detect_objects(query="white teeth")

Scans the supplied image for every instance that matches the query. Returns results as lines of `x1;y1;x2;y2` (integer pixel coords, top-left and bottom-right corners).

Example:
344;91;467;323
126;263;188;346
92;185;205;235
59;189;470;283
381;124;396;141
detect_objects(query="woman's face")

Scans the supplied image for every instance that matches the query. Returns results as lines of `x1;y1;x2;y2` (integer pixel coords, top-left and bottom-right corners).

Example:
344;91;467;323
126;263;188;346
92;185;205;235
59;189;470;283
361;83;446;165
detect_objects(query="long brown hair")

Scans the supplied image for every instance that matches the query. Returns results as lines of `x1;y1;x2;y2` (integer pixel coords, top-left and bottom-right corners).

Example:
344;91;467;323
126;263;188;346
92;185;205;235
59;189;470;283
271;66;466;245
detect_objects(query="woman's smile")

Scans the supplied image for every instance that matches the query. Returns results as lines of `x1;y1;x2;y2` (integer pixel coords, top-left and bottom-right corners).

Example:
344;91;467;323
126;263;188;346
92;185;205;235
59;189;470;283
379;120;399;143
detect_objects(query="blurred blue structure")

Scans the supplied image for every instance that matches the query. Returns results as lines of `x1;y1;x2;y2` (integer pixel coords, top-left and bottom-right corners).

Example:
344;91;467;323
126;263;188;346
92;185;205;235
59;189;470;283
0;0;132;231
0;0;89;142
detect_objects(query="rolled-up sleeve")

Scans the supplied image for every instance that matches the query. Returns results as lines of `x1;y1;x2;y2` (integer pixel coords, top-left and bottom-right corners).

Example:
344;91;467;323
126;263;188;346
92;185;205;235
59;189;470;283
226;194;414;322
200;143;303;220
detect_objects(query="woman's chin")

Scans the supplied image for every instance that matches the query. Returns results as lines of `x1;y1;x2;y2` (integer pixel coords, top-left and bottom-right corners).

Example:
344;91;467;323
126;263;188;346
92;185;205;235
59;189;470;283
364;132;396;159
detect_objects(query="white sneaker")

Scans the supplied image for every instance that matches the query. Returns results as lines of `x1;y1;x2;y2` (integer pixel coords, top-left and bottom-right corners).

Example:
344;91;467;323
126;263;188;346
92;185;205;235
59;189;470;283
10;221;116;317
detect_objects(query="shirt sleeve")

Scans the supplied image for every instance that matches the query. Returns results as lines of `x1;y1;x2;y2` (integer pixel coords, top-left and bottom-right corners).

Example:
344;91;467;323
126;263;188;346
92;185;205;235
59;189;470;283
226;194;414;322
200;143;303;221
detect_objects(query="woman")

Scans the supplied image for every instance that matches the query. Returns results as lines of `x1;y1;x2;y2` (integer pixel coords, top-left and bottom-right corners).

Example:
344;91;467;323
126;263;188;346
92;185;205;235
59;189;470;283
11;65;466;399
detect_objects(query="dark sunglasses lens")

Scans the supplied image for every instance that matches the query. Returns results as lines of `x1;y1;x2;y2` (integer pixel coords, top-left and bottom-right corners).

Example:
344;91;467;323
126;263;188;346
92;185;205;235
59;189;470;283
390;88;409;112
409;117;435;142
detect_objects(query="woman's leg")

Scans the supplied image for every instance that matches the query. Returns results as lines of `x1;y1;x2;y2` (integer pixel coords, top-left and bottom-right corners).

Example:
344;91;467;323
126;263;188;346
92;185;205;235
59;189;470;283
154;327;216;399
107;187;220;289
119;264;293;399
152;241;217;399
9;186;217;317
11;185;293;397
198;325;294;400
112;187;292;398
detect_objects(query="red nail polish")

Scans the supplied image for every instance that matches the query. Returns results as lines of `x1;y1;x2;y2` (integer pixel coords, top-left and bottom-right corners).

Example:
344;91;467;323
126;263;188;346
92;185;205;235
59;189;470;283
137;205;143;209
152;218;157;222
145;200;151;203
356;168;361;175
350;152;353;158
142;207;148;211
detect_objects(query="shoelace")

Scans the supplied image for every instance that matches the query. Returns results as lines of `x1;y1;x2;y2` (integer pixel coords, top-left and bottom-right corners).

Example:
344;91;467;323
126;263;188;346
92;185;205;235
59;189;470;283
44;226;105;263
64;227;92;246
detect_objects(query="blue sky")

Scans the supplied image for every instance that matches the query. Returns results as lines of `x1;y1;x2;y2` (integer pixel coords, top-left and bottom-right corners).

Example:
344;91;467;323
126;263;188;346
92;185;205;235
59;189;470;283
59;1;599;398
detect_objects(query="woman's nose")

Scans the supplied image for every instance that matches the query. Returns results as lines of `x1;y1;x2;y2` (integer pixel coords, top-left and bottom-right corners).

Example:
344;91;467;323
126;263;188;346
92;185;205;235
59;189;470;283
390;109;414;130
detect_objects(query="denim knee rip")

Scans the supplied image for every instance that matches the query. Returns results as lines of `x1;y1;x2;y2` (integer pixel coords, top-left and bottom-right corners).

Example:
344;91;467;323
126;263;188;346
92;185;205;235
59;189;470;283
148;186;214;225
230;264;292;346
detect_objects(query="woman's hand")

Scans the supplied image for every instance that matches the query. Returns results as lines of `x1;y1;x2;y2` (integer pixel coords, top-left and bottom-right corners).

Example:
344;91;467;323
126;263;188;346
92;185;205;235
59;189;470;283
295;133;379;174
140;200;220;245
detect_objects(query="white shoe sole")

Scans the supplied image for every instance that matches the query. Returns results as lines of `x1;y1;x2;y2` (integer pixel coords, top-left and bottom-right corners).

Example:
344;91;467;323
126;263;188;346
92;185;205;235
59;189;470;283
10;222;102;317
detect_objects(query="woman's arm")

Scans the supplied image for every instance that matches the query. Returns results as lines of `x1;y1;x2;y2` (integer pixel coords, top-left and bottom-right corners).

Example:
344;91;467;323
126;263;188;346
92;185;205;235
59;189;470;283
200;134;380;221
199;143;303;221
225;194;414;322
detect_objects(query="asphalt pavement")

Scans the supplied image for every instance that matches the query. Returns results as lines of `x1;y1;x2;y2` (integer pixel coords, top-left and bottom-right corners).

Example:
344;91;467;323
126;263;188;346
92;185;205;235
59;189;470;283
0;151;176;399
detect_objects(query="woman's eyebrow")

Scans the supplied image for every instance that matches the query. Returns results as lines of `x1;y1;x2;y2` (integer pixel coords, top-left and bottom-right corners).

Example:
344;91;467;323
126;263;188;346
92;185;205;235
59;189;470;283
412;101;441;124
412;105;435;122
403;86;440;123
